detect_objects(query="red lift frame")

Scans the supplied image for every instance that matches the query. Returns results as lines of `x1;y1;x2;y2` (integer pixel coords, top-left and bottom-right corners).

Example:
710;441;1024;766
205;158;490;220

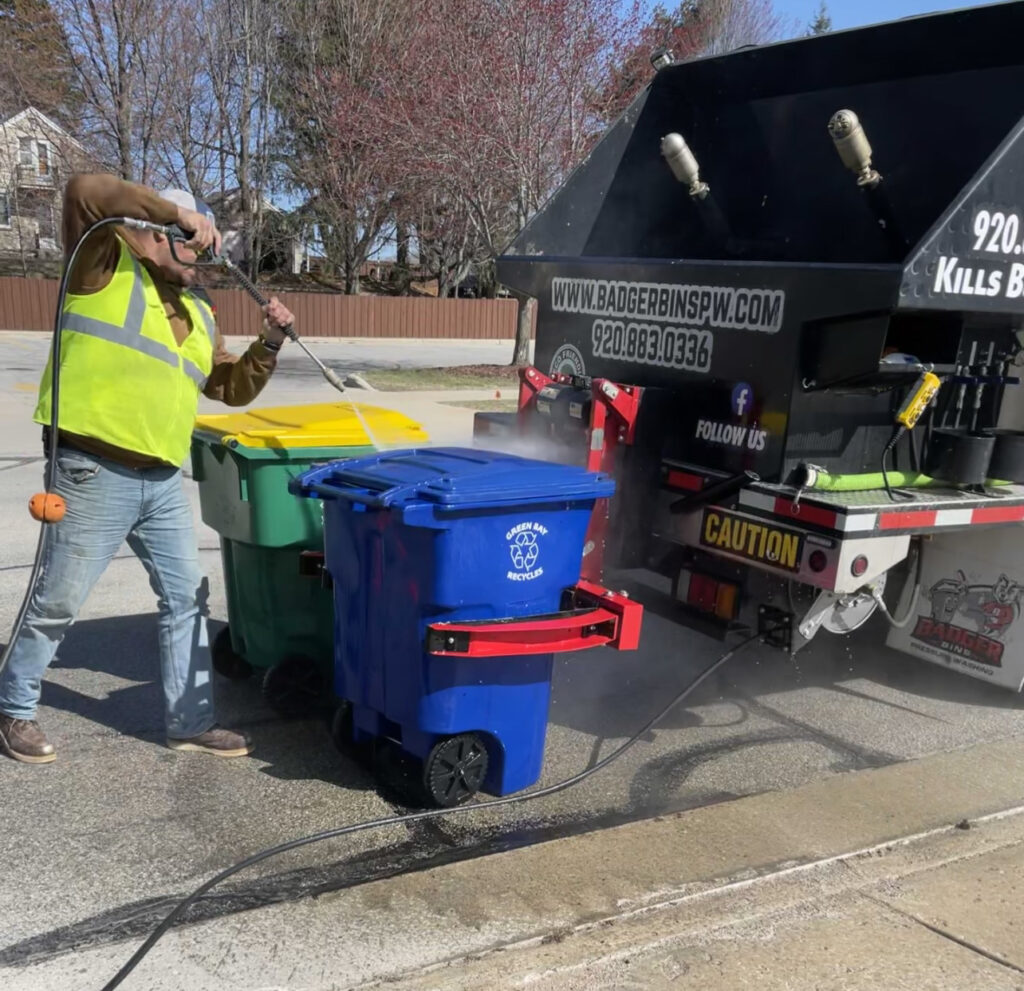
518;367;641;581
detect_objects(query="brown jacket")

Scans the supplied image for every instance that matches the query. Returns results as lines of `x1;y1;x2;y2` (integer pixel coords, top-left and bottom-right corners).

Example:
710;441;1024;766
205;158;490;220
55;173;276;468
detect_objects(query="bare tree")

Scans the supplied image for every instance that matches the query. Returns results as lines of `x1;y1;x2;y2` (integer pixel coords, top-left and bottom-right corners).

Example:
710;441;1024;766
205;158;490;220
268;0;640;320
131;0;286;277
687;0;788;56
149;0;222;194
50;0;173;182
414;190;491;299
206;0;279;275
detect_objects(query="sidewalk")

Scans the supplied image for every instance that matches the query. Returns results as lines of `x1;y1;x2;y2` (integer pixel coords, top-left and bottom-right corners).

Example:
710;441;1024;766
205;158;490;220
386;777;1024;991
5;736;1023;990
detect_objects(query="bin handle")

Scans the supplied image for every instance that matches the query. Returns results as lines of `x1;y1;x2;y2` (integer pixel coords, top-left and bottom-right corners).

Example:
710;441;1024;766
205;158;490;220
291;454;461;508
293;470;428;508
424;582;643;657
300;481;393;507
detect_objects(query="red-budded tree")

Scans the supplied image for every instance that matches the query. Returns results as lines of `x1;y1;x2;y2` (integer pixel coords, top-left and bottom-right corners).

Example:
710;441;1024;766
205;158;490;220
388;0;642;357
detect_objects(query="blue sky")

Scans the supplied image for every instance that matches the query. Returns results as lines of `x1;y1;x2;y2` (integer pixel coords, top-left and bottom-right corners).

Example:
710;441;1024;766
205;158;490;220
777;0;1005;32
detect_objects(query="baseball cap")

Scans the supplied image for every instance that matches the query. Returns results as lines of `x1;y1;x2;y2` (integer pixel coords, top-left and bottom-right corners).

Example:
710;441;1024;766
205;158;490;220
159;188;217;248
159;188;216;223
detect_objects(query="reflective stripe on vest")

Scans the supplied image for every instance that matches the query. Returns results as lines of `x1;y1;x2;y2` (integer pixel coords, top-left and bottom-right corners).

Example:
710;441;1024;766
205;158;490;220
183;296;217;387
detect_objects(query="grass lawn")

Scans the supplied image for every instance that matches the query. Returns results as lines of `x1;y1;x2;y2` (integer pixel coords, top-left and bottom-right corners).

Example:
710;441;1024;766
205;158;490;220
359;364;522;391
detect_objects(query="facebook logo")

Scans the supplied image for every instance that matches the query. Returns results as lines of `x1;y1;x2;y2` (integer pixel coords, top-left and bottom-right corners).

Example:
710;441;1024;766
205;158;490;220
731;382;753;417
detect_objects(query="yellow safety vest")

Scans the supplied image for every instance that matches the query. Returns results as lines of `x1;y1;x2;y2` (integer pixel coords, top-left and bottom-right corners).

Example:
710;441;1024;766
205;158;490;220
34;237;216;466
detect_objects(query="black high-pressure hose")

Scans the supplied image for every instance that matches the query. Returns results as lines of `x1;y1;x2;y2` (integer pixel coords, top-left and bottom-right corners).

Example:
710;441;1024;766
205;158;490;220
98;632;761;991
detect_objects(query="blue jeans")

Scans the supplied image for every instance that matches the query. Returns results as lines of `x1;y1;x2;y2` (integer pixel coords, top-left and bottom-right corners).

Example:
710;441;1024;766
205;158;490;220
0;447;215;739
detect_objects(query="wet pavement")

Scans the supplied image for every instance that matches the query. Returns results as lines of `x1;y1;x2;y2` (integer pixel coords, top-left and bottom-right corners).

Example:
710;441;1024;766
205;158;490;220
0;331;1021;987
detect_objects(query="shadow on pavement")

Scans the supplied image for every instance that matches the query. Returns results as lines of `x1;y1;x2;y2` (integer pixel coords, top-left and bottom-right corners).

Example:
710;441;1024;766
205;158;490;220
548;575;1022;744
11;587;1021;814
3;614;376;791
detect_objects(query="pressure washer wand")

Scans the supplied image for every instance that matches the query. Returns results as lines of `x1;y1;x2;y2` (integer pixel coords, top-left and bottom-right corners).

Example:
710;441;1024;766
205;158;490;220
214;255;347;394
970;341;996;433
157;228;345;393
953;340;979;431
210;250;392;450
163;231;391;448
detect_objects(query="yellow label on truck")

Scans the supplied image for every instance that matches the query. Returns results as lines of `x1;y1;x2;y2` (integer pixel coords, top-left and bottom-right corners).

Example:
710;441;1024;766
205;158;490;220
700;509;803;572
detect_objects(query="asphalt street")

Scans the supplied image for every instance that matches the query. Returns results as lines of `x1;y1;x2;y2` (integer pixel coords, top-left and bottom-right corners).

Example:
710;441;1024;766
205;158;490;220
0;331;1021;988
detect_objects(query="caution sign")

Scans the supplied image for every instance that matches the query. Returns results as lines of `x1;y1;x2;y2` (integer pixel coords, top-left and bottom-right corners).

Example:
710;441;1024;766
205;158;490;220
700;509;803;572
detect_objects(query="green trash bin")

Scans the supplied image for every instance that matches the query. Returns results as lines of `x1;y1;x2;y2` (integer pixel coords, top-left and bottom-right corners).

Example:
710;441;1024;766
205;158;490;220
190;401;429;713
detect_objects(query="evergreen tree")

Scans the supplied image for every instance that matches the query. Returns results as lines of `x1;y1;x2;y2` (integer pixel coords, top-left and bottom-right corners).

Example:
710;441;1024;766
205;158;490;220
0;0;80;122
808;1;832;35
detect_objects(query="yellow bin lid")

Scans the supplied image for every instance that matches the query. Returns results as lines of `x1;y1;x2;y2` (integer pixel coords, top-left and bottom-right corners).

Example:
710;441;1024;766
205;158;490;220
194;402;429;449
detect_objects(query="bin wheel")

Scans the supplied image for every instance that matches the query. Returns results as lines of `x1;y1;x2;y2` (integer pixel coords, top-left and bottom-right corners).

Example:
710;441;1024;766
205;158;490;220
212;626;252;681
263;654;326;718
330;701;353;752
422;733;489;808
330;701;378;768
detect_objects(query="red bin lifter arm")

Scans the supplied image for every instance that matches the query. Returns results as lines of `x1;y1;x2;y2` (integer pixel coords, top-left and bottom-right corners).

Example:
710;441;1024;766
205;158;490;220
425;581;642;658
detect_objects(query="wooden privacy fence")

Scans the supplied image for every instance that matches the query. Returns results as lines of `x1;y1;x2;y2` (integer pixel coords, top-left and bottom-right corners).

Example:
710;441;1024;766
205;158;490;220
0;277;58;331
0;277;530;339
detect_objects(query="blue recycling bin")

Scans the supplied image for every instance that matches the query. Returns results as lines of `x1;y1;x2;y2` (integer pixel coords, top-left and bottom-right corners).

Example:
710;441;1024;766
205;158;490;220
291;447;615;803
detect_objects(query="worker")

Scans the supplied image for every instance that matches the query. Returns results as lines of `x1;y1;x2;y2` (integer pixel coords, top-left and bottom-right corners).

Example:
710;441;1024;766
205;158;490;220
0;174;294;765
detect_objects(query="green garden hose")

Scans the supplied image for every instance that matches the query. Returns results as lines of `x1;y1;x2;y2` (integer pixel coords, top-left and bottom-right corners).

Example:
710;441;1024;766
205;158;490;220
793;464;1011;493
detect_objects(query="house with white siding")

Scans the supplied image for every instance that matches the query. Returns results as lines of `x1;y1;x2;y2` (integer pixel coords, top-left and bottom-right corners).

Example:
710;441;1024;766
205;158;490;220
0;107;90;261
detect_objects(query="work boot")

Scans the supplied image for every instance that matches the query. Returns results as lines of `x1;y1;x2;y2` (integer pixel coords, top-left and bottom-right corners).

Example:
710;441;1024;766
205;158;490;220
0;714;56;764
166;725;253;758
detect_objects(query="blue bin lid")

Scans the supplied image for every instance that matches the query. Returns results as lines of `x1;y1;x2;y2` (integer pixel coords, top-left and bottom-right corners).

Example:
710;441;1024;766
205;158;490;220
290;447;615;509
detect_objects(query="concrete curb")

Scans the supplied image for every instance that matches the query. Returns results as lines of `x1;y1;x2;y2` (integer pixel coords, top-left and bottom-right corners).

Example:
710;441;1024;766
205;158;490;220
7;736;1024;991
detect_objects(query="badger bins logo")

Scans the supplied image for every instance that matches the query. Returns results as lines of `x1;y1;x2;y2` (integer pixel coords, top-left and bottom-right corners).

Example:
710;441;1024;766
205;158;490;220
506;521;548;582
912;570;1024;668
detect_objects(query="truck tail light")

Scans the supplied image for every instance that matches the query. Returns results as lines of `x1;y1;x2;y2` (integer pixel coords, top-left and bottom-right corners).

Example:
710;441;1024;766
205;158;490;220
678;569;740;621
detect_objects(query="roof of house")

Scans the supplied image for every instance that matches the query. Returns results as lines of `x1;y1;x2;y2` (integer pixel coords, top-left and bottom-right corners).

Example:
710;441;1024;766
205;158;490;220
0;106;88;153
206;188;284;217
